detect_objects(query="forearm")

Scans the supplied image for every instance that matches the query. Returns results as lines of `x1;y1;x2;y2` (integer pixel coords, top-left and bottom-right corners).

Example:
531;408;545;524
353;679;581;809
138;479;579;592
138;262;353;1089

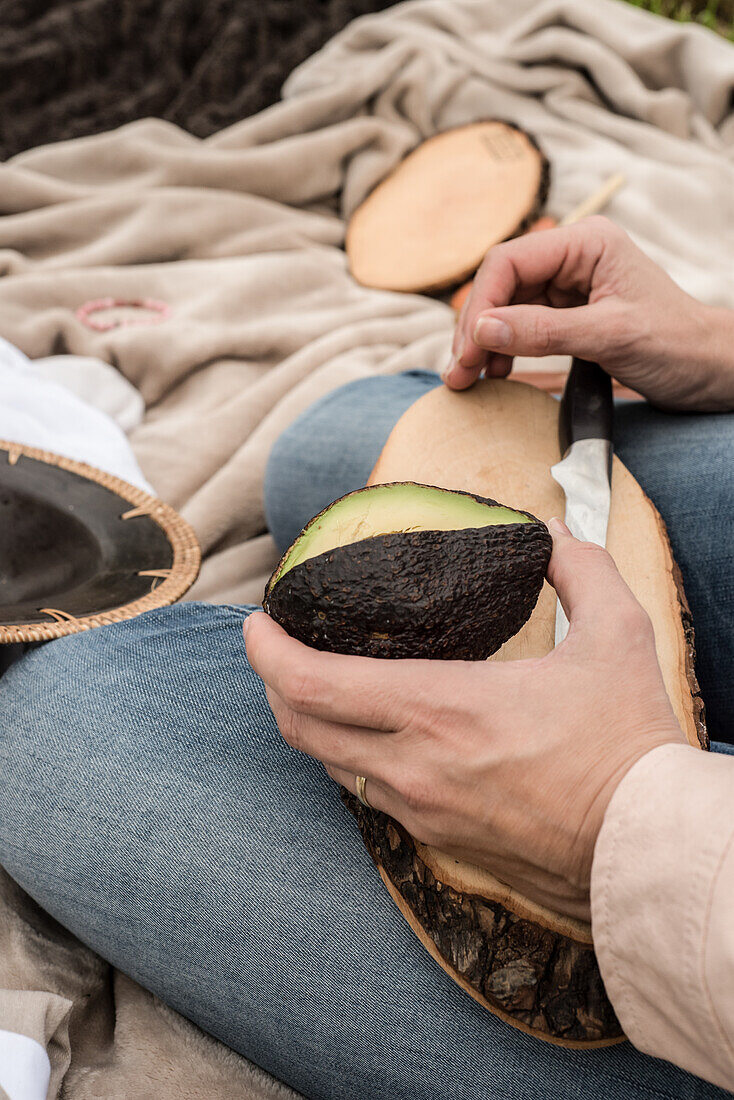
591;743;734;1090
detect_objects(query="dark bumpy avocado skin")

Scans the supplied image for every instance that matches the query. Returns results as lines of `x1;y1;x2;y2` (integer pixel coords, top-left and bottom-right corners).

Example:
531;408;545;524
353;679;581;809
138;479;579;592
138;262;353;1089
264;521;552;660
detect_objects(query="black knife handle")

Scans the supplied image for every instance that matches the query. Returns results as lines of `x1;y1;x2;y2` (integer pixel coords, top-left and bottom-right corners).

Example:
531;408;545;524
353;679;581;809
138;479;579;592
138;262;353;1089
558;358;614;457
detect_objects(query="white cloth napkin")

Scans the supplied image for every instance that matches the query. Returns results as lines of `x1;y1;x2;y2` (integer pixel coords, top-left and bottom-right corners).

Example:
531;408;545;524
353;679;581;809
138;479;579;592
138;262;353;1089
0;1030;50;1100
0;336;153;493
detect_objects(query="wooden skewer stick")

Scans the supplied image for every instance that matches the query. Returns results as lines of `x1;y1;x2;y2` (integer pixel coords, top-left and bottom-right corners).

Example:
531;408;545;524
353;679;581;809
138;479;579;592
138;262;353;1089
559;172;626;226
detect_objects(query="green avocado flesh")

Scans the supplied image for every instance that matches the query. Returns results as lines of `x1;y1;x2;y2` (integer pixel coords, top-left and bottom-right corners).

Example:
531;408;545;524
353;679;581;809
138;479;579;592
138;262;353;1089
268;482;532;591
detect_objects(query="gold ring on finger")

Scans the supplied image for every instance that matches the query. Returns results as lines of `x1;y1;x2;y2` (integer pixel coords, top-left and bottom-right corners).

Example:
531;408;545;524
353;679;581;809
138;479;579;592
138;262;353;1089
355;775;372;809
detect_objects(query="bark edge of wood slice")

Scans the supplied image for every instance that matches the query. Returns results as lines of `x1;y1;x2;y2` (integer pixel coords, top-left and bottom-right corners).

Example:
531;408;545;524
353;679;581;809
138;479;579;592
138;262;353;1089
342;379;706;1047
346;122;550;294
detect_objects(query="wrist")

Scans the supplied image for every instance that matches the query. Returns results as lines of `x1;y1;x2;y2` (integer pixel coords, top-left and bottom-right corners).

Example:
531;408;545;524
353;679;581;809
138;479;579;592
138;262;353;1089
575;730;686;902
682;304;734;412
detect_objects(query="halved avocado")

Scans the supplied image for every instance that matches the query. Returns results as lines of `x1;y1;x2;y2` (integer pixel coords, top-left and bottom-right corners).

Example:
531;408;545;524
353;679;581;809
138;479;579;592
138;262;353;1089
263;482;551;660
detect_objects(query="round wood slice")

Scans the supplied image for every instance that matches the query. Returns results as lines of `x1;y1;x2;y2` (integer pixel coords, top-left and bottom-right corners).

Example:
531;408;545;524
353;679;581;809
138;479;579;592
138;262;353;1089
340;379;706;1048
346;122;549;294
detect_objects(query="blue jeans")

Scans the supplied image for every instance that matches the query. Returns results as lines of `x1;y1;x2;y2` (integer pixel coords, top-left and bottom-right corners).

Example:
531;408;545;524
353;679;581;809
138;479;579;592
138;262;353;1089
1;373;733;1100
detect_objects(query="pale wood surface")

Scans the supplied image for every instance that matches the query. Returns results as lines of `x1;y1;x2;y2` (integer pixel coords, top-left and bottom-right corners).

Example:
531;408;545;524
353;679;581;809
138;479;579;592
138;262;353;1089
369;378;700;744
367;379;703;949
346;122;547;293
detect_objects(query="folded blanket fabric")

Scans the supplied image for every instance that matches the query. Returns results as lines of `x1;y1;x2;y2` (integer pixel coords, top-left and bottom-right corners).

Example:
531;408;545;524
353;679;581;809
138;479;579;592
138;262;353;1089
0;0;733;1096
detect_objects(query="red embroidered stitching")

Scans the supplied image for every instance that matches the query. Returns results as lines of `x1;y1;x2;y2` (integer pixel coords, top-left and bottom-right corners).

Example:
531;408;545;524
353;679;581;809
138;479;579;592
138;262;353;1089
75;297;171;332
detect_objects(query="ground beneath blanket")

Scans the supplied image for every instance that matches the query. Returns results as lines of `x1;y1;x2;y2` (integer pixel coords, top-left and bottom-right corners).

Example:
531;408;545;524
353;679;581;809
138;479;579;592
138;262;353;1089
0;0;399;159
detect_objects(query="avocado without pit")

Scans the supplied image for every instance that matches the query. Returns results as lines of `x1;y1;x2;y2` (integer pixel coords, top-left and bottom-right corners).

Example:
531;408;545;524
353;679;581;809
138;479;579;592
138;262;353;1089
263;482;551;660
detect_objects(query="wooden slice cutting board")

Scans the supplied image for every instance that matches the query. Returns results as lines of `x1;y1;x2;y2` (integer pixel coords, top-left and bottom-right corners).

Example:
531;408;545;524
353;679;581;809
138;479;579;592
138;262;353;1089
346;122;549;294
341;379;706;1047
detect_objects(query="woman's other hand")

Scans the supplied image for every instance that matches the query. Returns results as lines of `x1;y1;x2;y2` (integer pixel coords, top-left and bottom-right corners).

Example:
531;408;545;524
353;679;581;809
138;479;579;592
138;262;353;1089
445;216;734;412
244;520;685;923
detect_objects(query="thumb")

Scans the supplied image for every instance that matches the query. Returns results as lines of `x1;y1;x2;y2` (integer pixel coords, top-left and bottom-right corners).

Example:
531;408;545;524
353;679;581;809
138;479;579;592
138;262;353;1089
473;303;617;362
546;517;647;641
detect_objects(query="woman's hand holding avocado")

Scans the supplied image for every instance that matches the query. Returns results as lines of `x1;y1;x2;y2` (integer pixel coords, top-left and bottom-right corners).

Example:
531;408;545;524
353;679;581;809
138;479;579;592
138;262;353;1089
245;521;684;923
446;216;734;412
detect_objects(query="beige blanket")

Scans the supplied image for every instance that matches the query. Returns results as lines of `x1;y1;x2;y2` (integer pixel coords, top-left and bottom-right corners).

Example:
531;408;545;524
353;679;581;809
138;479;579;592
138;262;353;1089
1;0;733;1095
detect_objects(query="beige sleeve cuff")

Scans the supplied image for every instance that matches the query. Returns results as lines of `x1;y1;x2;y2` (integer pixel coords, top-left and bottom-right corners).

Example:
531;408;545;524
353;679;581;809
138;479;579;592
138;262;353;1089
591;742;734;1091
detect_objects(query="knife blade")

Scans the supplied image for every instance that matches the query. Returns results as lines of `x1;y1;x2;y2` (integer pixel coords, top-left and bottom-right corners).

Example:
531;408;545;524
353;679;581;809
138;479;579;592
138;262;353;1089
550;358;614;644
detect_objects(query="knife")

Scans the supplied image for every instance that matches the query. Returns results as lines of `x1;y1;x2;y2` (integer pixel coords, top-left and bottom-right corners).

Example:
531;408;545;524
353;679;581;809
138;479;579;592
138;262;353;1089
550;358;614;644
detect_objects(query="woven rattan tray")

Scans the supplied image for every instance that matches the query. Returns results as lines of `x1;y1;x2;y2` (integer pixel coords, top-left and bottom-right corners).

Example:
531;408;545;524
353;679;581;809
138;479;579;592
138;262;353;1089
1;441;201;643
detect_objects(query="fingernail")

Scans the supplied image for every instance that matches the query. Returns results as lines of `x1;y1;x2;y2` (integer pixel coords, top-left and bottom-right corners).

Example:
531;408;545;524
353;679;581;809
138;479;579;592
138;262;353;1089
441;357;456;383
443;330;468;382
474;315;512;348
243;614;254;640
548;516;571;536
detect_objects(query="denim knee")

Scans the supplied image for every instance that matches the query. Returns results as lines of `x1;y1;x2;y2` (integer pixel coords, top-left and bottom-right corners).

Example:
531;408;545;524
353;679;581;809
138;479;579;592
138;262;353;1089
264;371;441;551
